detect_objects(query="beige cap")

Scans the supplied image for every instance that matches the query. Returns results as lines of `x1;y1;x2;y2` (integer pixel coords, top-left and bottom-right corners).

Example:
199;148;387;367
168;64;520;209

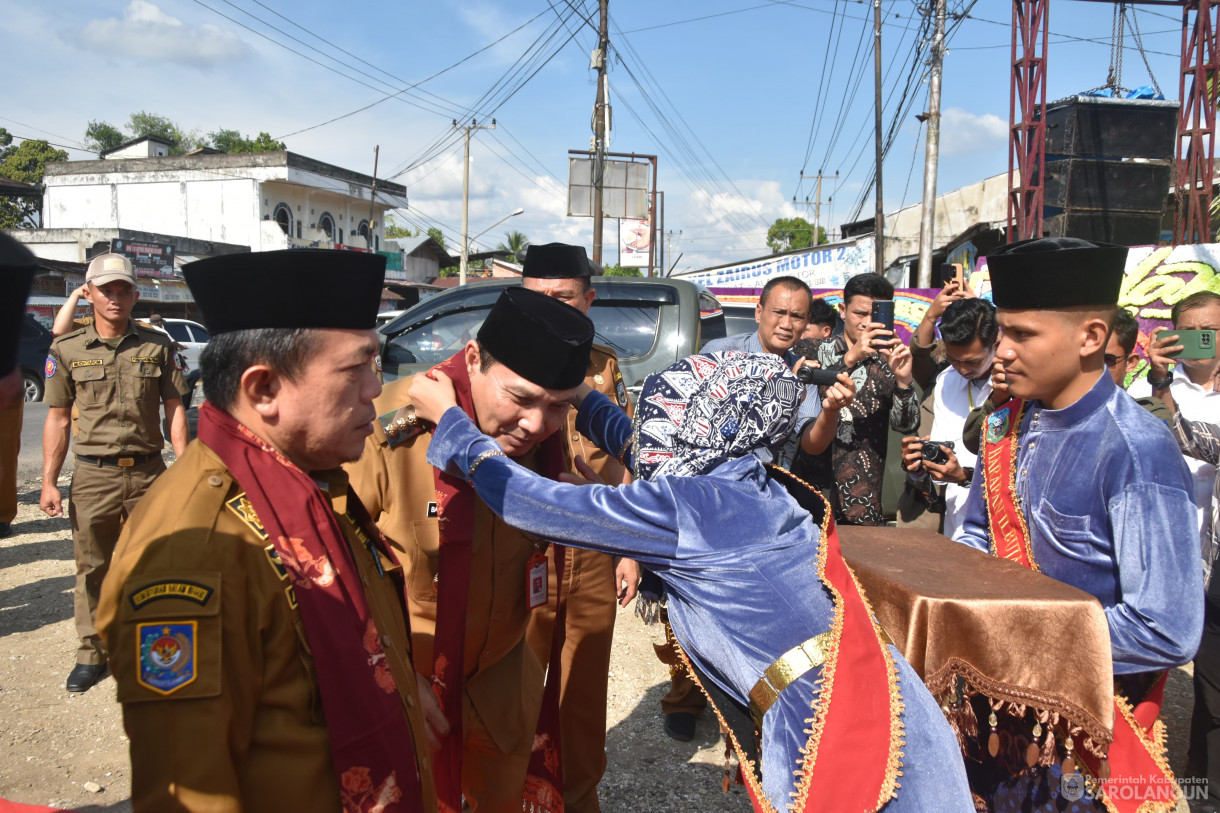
86;253;136;287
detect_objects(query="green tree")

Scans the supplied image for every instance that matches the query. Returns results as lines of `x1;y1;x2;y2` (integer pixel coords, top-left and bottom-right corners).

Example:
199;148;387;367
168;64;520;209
384;216;415;239
207;129;286;154
0;130;68;227
83;120;126;156
496;230;529;264
766;216;826;254
126;111;201;155
603;263;642;277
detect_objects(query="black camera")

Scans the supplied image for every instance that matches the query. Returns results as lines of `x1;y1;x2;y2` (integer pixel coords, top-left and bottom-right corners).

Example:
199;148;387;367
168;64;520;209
920;440;954;465
796;366;842;386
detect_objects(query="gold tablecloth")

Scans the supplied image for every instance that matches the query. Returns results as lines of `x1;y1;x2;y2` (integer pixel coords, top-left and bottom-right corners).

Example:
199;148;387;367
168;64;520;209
839;526;1114;745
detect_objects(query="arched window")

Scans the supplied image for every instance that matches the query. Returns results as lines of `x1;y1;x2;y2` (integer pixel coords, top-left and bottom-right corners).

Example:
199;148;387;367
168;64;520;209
273;203;292;236
317;212;336;242
358;220;371;245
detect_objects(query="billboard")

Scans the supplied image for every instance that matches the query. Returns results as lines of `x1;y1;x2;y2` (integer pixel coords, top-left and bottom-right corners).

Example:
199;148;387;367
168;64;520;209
568;157;650;219
110;239;175;279
619;217;650;268
673;235;875;290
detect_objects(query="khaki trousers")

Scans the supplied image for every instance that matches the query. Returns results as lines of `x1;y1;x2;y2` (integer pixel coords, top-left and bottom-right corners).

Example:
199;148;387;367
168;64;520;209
68;456;164;664
0;399;20;524
525;546;618;813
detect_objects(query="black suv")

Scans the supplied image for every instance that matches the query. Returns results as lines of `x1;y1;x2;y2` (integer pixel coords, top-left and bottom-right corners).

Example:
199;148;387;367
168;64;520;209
18;315;53;402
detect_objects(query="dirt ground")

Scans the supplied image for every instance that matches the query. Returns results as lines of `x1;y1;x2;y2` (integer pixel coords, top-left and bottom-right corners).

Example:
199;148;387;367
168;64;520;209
0;458;1196;812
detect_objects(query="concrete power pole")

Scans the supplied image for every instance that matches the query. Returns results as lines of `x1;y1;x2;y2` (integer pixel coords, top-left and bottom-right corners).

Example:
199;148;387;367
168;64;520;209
917;0;947;288
872;0;885;275
458;118;495;286
591;0;610;264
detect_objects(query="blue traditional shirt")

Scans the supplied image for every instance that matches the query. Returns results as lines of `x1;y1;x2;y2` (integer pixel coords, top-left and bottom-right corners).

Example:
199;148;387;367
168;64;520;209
954;371;1203;674
427;391;972;811
701;331;822;467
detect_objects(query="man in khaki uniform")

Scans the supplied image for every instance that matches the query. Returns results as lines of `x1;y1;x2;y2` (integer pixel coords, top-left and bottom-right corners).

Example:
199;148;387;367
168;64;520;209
98;249;440;813
40;253;188;693
347;288;594;812
519;243;637;813
1;235;39;535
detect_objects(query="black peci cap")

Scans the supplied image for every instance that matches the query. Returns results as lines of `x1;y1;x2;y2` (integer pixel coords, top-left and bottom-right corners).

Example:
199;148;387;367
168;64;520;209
477;287;594;390
183;249;385;334
521;242;594;279
986;237;1127;310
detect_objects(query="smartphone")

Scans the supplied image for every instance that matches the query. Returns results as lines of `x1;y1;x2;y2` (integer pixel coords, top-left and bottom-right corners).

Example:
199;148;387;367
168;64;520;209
938;263;964;288
1166;329;1217;360
870;300;895;348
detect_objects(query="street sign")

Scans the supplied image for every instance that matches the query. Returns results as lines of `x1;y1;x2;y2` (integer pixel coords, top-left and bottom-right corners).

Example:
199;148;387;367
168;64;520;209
568;157;649;219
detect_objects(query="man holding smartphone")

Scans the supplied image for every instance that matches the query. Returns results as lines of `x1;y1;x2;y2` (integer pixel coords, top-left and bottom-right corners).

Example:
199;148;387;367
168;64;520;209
791;272;917;525
1130;291;1220;543
901;297;998;539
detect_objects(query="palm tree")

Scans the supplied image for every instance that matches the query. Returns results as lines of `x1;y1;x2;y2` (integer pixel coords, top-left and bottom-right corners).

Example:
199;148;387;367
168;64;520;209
497;231;529;264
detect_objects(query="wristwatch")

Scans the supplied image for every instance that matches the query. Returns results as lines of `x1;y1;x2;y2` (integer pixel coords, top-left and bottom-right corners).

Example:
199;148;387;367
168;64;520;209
959;466;974;484
1147;373;1173;390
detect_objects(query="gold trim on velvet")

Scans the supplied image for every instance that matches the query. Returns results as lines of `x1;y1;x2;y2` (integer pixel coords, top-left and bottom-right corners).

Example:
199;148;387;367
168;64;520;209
748;631;835;725
663;468;903;813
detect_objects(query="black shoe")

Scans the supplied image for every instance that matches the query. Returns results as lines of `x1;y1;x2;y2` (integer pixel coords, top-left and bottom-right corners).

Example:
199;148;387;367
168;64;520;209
0;522;11;538
66;662;109;693
664;712;697;742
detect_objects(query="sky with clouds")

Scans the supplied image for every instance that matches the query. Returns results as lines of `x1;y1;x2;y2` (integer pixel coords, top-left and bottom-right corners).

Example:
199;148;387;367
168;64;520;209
2;0;1187;273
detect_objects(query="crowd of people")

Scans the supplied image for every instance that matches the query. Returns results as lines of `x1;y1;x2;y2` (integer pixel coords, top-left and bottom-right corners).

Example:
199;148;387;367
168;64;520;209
0;230;1214;813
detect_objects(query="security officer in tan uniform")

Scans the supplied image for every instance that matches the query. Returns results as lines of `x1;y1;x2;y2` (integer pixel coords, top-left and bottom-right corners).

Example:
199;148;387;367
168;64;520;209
347;288;594;812
519;243;638;813
40;253;188;693
98;249;440;813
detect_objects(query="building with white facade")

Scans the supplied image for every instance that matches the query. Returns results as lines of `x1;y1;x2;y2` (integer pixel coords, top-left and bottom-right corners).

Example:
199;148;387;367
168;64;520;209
40;142;408;256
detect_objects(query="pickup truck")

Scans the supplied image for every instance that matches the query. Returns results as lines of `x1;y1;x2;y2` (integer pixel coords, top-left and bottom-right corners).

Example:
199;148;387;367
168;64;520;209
378;277;726;397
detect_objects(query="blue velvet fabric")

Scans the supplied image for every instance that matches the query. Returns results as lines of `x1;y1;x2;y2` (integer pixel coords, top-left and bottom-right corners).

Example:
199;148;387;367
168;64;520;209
954;372;1204;674
428;391;972;811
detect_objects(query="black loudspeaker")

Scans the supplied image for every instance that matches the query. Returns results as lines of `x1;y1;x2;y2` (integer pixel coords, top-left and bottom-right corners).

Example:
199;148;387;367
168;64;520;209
1037;96;1179;246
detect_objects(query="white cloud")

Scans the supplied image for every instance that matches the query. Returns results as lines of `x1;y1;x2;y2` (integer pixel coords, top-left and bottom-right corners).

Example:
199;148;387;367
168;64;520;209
75;1;251;68
940;108;1007;157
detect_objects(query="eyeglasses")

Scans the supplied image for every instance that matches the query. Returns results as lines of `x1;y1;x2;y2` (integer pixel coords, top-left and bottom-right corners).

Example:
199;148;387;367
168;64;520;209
1103;354;1131;368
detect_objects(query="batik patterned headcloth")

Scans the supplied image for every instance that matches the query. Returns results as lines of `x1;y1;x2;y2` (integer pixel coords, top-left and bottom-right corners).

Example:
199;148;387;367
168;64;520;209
632;351;804;481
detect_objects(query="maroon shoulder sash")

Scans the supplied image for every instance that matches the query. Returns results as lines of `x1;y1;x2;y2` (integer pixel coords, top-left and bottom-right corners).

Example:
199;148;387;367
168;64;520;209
981;397;1179;812
198;402;424;812
427;356;567;813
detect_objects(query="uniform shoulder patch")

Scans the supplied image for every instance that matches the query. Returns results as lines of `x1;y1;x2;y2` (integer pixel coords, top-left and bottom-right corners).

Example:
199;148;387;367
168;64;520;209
377;404;428;449
615;378;629;408
44;356;57;378
130;580;214;611
226;492;269;540
137;621;198;695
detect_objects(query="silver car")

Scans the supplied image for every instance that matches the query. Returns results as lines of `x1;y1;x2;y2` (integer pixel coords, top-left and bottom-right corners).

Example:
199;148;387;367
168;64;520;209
378;277;726;396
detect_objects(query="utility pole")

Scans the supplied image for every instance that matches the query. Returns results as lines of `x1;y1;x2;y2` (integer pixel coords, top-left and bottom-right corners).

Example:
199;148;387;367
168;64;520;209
811;169;836;245
656;190;664;277
368;144;379;250
917;0;946;287
873;0;885;275
665;229;682;277
457;118;495;286
591;0;610;264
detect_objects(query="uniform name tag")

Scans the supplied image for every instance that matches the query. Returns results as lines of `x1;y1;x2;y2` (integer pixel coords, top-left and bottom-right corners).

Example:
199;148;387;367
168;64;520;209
131;355;162;364
130;580;213;610
70;359;103;368
526;552;548;610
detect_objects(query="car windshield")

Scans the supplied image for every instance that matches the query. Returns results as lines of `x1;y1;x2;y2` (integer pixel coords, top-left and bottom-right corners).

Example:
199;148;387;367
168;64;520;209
383;297;664;370
164;322;191;342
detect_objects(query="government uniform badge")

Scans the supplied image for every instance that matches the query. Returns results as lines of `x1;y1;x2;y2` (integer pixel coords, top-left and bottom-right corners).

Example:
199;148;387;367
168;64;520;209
136;621;197;695
985;407;1011;445
615;371;628;408
44;356;56;378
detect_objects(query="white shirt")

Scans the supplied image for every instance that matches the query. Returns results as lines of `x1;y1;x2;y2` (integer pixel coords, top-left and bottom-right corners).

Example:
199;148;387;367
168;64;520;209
929;367;991;540
1129;374;1220;539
